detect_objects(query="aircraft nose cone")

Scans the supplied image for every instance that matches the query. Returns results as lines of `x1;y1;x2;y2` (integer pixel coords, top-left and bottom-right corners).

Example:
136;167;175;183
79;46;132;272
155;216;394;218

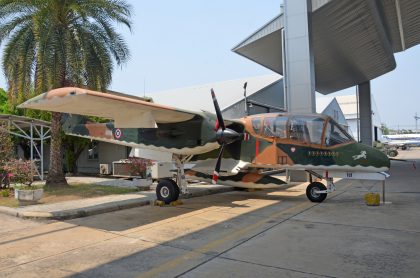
373;146;390;169
354;143;390;171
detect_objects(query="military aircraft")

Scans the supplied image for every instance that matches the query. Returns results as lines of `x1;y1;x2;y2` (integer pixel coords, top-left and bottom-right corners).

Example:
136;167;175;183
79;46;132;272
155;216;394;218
19;87;390;204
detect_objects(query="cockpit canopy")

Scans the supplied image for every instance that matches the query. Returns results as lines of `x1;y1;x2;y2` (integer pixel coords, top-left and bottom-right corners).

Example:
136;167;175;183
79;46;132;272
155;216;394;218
251;115;354;146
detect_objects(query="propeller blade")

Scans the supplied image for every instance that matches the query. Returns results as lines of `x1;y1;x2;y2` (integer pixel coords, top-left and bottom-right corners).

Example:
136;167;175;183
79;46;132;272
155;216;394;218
211;88;225;130
212;144;225;184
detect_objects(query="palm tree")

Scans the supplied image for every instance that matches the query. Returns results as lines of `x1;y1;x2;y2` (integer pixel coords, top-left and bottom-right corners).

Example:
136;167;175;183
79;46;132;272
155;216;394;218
0;0;132;186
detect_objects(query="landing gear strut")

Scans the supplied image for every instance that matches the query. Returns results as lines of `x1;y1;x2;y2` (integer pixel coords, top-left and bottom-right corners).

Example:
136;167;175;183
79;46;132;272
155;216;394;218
155;154;191;204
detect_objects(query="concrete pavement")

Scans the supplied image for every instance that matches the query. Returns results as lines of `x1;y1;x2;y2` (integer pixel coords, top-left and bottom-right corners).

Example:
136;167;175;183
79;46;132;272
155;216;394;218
0;149;419;277
0;183;233;220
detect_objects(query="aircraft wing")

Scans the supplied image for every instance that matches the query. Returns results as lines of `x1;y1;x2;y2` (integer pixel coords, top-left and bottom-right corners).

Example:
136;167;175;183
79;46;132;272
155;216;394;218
18;87;200;128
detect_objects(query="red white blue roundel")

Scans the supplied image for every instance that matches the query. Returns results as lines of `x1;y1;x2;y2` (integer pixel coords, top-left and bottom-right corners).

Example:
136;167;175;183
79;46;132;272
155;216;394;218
114;128;122;139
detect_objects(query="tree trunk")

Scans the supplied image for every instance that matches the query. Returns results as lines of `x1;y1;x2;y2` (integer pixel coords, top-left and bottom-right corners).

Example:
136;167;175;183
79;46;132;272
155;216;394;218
46;112;68;186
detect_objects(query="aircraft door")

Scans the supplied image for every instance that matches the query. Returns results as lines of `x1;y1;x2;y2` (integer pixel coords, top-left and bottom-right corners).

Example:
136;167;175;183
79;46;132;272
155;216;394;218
260;116;291;166
253;117;278;165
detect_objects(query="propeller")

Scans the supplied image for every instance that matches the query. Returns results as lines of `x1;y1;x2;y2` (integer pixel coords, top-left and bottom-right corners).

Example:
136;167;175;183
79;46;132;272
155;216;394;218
211;88;243;184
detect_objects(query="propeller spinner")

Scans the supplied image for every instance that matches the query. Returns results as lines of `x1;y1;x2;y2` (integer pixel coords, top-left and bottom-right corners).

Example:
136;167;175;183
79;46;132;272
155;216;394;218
210;89;243;184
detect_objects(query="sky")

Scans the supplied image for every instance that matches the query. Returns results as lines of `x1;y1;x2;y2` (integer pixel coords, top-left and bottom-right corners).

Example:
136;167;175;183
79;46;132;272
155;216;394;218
0;0;419;130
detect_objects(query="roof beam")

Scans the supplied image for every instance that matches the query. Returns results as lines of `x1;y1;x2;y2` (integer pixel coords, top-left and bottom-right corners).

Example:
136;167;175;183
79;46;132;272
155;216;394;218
395;0;406;51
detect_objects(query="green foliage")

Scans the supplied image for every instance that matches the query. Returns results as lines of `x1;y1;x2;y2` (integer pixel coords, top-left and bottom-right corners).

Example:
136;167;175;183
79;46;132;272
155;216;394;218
0;0;132;186
0;123;14;171
0;88;7;113
0;0;132;98
381;123;390;135
1;189;10;197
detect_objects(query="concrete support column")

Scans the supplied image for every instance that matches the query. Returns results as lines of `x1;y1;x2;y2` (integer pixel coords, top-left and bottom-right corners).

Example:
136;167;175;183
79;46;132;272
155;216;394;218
358;81;373;146
283;0;316;113
283;0;315;182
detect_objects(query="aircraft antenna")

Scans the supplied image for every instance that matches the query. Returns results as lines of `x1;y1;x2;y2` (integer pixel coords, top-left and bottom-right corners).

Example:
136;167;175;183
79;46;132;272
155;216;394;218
243;82;248;116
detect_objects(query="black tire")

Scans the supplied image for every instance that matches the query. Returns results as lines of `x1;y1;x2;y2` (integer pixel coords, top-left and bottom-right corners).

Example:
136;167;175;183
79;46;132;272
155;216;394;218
168;179;180;195
156;179;179;204
306;182;327;203
388;150;398;157
402;145;407;150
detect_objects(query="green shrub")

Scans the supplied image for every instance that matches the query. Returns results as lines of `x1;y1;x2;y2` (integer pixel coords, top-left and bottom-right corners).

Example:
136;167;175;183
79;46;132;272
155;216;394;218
1;189;9;197
0;123;14;173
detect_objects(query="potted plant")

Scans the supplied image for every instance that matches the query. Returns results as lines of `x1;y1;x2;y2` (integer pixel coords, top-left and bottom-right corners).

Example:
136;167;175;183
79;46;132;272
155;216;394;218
6;159;42;205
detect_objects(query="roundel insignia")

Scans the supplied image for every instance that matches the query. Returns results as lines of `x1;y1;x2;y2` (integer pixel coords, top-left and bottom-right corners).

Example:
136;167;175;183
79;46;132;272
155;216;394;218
114;128;122;139
291;147;296;153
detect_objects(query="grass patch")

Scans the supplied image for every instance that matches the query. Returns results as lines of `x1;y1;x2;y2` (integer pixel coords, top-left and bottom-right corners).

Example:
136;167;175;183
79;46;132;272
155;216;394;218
0;184;139;208
44;183;138;197
0;196;19;207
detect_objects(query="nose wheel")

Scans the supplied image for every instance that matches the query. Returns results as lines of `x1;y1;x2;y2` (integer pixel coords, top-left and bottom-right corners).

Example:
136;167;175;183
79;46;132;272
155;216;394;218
306;182;328;203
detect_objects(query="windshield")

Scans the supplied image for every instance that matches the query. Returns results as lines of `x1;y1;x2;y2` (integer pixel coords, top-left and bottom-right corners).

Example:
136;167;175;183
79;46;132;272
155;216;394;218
324;119;354;146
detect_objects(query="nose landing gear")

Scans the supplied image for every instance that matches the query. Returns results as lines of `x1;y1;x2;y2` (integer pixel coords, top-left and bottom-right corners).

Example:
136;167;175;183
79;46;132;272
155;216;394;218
305;170;336;203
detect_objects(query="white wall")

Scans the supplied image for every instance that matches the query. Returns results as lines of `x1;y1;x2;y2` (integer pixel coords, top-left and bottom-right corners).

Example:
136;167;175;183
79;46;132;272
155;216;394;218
347;118;383;142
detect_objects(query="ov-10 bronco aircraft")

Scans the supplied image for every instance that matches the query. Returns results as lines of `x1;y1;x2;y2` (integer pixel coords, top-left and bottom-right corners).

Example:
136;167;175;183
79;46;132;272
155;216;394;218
19;86;390;204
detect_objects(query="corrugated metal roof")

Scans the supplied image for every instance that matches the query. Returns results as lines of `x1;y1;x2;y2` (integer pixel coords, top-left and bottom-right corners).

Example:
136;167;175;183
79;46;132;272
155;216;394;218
232;15;283;51
233;0;420;94
148;74;282;113
0;114;50;127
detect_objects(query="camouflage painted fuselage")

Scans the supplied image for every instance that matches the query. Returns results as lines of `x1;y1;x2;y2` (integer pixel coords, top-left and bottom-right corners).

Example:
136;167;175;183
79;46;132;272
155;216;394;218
63;113;390;175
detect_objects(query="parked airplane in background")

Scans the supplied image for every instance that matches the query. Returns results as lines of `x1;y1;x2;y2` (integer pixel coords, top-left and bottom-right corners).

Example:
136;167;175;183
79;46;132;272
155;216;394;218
383;134;420;149
19;86;390;204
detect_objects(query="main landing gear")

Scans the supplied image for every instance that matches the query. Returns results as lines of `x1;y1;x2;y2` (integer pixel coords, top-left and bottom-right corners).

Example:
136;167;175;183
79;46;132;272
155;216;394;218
155;154;190;204
156;179;180;204
305;171;336;203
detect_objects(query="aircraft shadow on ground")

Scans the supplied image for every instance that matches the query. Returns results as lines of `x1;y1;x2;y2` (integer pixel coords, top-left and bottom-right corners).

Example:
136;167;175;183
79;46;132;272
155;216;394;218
64;180;354;277
67;182;308;232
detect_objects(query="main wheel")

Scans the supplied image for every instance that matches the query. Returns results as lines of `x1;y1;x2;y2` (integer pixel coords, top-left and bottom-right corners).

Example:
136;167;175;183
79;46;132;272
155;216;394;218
388;150;398;157
156;179;180;204
306;182;327;203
